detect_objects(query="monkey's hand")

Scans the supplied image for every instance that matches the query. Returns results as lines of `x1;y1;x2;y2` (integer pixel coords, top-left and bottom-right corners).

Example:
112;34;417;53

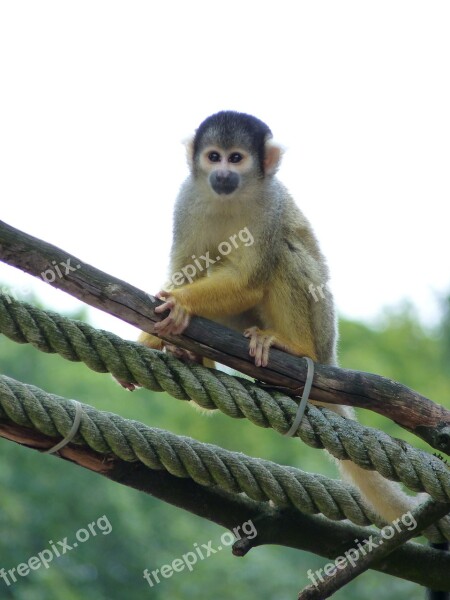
164;343;206;364
153;290;191;335
116;379;137;391
244;326;317;368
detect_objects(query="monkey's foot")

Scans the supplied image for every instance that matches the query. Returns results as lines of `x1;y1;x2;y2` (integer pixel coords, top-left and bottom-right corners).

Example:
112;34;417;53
243;326;310;367
164;343;204;364
153;290;191;335
244;326;317;367
115;378;137;392
243;326;280;367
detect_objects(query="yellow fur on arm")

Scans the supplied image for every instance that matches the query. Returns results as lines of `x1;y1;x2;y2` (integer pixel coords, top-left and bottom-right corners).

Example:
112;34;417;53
137;331;164;350
171;274;264;319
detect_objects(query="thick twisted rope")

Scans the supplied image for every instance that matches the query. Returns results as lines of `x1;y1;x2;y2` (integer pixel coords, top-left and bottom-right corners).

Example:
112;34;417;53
0;374;382;526
0;374;448;542
1;296;449;506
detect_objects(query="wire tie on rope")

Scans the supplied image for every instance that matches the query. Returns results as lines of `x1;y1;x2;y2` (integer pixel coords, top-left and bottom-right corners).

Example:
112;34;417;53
44;400;83;454
284;357;314;437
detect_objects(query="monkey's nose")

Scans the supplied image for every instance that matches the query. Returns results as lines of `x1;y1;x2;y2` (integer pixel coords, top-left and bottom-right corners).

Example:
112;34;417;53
209;170;239;195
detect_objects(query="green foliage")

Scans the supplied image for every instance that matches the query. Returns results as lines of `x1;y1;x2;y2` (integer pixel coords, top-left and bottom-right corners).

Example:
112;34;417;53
0;297;449;599
339;301;450;452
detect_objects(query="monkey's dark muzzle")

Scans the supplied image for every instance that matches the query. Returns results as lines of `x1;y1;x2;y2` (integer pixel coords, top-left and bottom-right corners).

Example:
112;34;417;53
209;170;239;195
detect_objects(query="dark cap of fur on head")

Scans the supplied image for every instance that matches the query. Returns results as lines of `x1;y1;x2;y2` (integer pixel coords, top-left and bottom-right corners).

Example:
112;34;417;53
193;111;273;173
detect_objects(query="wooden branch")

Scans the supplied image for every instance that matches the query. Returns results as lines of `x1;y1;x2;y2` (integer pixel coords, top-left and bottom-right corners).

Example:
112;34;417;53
1;418;449;590
297;499;450;599
0;219;449;454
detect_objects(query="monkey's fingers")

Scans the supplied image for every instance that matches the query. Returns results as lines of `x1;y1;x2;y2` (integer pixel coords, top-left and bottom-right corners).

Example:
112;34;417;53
165;344;204;364
154;297;191;335
244;326;276;368
169;305;191;335
154;293;175;316
154;297;175;316
155;289;170;300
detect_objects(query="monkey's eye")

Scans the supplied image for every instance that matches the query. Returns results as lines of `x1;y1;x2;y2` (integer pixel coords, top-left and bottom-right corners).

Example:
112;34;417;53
228;152;243;164
208;151;221;162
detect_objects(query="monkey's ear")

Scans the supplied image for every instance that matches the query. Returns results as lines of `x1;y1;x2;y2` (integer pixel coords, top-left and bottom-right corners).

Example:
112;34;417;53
183;135;195;170
264;140;284;175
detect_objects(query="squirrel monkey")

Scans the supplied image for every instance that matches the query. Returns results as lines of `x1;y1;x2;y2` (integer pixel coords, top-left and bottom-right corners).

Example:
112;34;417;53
139;111;414;522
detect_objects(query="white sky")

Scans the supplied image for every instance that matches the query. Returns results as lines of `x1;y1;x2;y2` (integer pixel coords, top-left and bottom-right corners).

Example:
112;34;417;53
1;1;449;340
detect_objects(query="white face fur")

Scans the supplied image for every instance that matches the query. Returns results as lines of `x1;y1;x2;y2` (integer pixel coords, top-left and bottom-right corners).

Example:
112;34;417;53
197;145;257;196
187;138;282;199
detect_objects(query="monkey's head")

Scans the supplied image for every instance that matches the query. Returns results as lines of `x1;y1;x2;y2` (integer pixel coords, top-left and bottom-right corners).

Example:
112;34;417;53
186;111;283;197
